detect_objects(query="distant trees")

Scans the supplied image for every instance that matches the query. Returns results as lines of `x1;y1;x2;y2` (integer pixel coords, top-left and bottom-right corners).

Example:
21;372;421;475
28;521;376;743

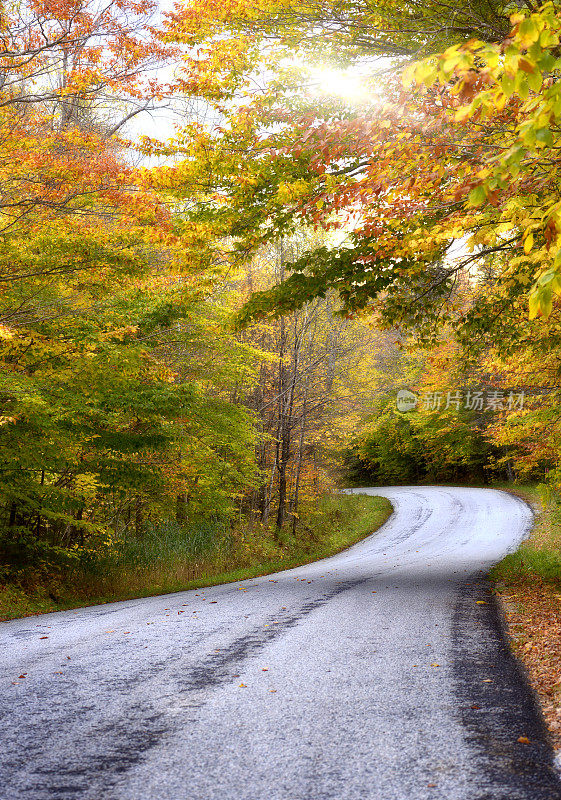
345;332;556;487
233;236;392;530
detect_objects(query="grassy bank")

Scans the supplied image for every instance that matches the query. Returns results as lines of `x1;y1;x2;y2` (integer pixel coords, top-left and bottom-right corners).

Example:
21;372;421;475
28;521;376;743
0;492;392;622
490;483;561;586
491;483;561;748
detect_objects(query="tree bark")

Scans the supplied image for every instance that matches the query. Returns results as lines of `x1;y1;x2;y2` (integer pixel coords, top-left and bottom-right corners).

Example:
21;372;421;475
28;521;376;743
135;495;143;537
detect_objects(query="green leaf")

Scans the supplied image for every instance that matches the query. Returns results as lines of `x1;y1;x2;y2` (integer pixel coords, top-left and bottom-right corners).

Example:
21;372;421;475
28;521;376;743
467;185;486;207
527;69;542;93
518;17;540;47
501;74;515;98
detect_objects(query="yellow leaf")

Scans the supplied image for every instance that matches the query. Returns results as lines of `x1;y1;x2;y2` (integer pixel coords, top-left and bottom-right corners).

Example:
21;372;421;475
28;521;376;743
455;106;472;123
529;291;540;320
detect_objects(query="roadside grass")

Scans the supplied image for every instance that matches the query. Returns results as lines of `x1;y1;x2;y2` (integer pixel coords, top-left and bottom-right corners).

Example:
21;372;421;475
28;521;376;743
0;492;392;621
489;483;561;588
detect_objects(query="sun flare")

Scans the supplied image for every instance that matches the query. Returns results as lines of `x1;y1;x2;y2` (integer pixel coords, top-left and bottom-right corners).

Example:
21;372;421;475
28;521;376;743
310;66;370;102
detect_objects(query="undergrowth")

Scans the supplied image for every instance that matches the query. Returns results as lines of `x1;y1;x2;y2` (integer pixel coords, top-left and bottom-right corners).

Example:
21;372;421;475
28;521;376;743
0;492;392;621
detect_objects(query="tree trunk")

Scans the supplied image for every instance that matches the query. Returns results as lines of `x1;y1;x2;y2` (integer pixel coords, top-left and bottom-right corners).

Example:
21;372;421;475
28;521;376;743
176;493;188;523
135;495;143;537
276;424;290;529
291;392;308;535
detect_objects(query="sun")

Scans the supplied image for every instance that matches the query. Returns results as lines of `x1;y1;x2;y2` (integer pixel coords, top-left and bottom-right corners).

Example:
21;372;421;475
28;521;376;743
309;66;370;103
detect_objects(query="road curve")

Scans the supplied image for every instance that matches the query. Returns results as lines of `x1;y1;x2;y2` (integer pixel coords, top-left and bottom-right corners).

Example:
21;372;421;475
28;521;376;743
1;486;561;800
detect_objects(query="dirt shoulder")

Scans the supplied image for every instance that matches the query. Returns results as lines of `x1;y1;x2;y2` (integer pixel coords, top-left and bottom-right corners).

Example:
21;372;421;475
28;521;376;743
499;583;561;749
492;484;561;749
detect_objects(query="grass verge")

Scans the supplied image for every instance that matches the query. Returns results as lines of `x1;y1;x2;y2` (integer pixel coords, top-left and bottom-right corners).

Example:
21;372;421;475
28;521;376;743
491;483;561;748
0;492;392;622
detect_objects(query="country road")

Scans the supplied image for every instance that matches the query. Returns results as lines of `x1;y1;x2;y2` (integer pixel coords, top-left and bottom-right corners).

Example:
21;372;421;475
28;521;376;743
2;486;561;800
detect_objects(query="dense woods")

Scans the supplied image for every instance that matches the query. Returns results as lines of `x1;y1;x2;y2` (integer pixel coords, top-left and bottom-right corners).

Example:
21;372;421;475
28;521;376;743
3;0;561;612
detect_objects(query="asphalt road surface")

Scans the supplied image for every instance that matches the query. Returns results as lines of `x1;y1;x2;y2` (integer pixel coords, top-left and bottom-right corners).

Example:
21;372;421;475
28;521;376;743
2;486;561;800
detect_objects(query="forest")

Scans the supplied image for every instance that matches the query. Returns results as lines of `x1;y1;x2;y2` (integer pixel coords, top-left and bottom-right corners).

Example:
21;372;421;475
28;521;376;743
2;0;561;615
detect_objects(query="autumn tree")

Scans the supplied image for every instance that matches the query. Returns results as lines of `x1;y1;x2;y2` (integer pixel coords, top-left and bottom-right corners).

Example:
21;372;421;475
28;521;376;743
0;0;264;581
165;0;512;60
157;1;561;344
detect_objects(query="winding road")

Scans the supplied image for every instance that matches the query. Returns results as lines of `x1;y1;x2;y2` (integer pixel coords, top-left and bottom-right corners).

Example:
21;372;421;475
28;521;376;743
2;486;561;799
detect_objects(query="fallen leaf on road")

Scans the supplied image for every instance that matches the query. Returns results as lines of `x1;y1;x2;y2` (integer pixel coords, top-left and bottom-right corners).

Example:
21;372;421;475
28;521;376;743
262;668;269;671
476;601;488;605
17;674;26;679
39;636;48;639
239;683;247;688
269;689;277;693
518;736;530;744
471;704;481;710
482;679;493;683
431;663;440;667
